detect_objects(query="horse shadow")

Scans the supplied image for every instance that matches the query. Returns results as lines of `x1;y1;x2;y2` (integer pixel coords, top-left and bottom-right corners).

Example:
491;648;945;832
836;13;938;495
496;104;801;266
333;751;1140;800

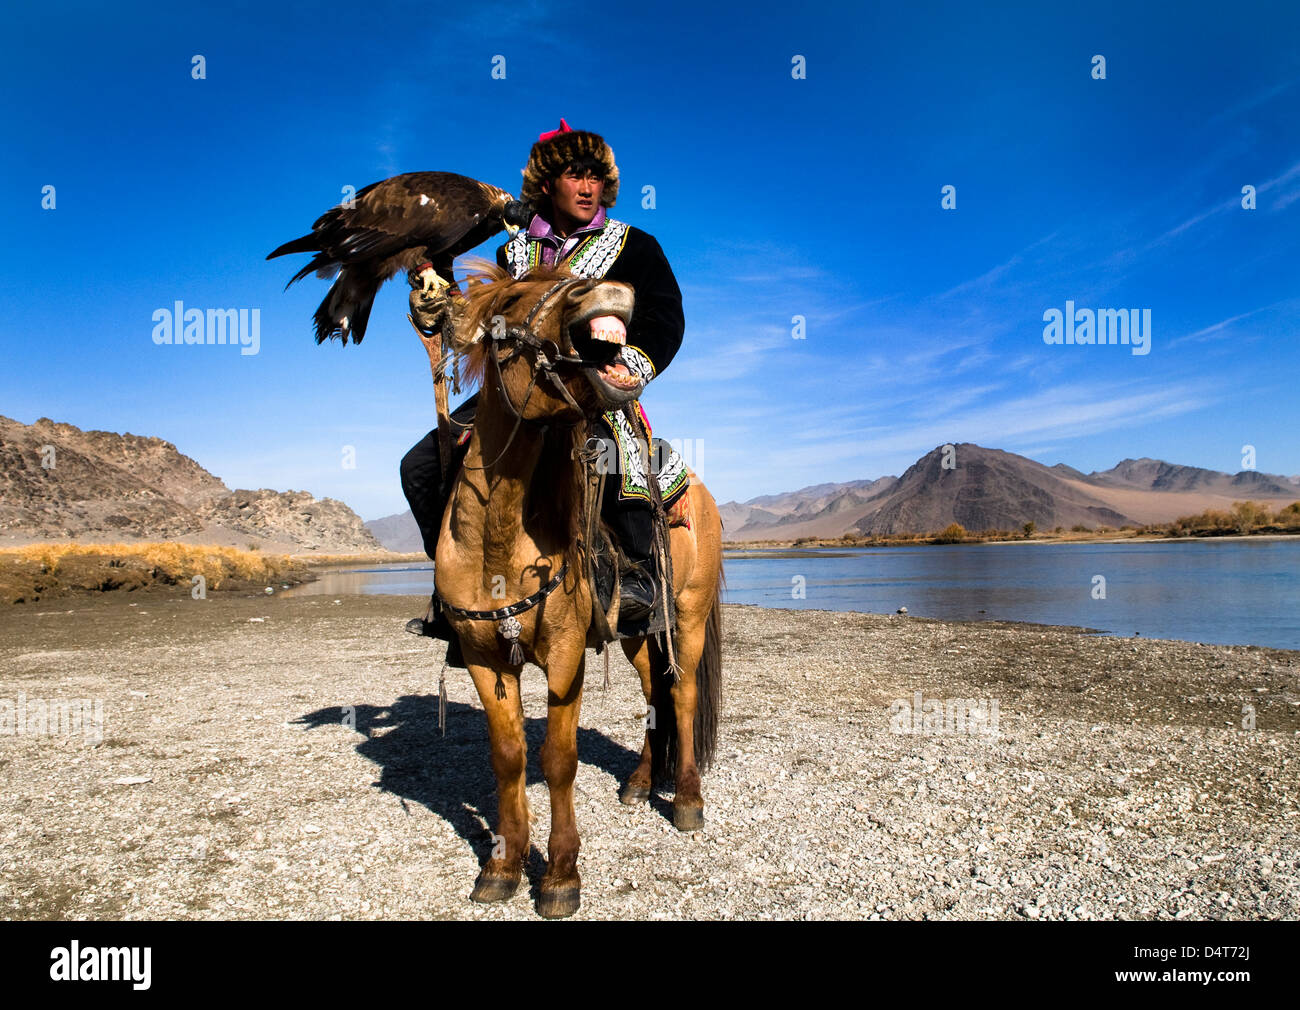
294;694;667;889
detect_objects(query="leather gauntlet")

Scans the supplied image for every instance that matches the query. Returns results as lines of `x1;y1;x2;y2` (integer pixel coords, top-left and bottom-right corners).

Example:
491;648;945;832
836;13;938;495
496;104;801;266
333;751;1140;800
407;267;451;335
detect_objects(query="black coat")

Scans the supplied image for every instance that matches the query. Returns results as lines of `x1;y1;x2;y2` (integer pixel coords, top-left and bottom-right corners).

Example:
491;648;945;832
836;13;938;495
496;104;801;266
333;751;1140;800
496;225;684;379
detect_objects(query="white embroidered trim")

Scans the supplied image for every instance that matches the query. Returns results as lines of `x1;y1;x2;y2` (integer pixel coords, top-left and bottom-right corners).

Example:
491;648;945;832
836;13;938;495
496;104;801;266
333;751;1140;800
569;220;629;278
653;439;688;499
610;409;649;497
604;408;688;502
621;345;656;383
504;220;630;280
504;230;531;278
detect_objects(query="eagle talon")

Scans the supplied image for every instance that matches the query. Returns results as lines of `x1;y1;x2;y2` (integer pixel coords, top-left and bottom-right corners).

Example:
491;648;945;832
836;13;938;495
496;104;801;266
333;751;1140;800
421;269;450;296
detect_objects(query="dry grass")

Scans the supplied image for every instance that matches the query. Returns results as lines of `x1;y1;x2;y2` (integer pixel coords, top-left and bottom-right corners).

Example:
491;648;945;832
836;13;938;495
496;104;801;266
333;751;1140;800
0;542;301;595
291;551;425;566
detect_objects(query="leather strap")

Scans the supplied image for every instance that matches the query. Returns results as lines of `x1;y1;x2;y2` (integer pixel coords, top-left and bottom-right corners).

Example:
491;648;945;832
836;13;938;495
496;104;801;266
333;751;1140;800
438;559;569;622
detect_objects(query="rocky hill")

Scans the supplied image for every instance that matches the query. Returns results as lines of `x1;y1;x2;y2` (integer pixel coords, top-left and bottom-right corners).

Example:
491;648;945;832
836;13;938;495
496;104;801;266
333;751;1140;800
717;477;896;535
0;415;381;553
851;444;1128;536
1083;457;1299;496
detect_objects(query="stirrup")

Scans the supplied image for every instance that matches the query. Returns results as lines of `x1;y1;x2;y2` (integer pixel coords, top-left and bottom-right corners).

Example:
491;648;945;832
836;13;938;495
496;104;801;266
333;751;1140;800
405;595;453;641
405;596;465;666
618;566;658;621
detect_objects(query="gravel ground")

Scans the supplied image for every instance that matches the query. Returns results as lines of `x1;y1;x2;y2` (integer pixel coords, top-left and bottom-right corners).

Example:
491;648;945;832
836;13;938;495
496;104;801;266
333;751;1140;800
1;589;1296;920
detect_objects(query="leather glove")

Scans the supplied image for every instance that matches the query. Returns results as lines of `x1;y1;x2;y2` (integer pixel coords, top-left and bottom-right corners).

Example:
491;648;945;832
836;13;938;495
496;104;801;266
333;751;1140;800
408;265;450;335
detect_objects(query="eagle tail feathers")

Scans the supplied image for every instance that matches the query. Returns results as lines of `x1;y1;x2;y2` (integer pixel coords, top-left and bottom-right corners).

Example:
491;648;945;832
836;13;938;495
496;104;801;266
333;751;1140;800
266;233;320;261
313;269;378;345
287;253;334;289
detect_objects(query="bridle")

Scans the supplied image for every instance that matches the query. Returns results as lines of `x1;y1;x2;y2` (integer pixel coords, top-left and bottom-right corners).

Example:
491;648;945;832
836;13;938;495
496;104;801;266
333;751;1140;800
461;276;603;472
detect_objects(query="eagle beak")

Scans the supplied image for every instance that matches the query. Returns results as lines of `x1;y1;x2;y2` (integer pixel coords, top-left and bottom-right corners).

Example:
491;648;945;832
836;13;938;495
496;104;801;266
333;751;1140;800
504;222;521;238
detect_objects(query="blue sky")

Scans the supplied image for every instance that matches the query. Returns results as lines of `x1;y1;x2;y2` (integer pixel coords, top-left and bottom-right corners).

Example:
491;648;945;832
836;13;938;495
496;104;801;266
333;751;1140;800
4;0;1298;520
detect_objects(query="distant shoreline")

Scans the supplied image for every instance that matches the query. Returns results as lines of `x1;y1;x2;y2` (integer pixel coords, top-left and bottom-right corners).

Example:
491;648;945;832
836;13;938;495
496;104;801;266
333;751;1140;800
722;530;1300;551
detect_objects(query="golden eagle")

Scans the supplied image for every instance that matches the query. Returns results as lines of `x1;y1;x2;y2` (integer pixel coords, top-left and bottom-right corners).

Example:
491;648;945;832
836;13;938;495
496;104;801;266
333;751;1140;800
267;172;531;344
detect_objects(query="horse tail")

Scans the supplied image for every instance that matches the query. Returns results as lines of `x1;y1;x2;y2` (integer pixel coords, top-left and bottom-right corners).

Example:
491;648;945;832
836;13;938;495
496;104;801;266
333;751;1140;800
651;560;724;780
693;561;724;772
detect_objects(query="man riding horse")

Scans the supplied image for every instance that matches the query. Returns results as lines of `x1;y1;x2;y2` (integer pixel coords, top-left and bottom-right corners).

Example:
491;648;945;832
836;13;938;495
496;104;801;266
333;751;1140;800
401;119;688;651
269;130;723;916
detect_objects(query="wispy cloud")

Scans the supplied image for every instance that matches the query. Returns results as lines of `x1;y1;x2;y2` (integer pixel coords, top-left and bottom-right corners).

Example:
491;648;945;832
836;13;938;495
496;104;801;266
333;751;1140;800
1165;301;1292;349
936;230;1062;300
1146;158;1300;251
1260;159;1300;206
1205;77;1300;127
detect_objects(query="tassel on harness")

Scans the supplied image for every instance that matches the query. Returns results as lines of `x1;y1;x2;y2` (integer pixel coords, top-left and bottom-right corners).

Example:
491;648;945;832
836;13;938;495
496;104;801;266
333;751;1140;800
438;664;447;736
498;615;524;671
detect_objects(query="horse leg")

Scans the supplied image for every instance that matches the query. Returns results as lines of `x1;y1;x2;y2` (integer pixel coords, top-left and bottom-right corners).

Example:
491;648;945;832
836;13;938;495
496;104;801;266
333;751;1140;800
464;652;528;903
667;613;710;831
537;648;586;919
618;637;655;805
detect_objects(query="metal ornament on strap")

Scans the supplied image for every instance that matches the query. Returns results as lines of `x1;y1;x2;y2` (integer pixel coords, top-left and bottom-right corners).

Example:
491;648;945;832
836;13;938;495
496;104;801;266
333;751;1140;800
438;561;571;677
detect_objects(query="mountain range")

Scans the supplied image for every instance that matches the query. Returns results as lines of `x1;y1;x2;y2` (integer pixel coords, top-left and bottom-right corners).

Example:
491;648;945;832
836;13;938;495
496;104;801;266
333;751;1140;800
5;417;1296;552
716;443;1300;541
364;442;1300;549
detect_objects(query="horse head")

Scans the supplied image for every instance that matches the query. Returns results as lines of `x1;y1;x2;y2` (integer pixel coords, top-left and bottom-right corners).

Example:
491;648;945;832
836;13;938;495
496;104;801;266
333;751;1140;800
454;263;642;423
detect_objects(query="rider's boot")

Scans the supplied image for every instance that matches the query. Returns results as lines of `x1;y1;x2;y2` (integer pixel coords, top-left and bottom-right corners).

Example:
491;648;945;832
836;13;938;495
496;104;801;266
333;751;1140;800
405;594;464;667
608;504;660;622
618;559;659;621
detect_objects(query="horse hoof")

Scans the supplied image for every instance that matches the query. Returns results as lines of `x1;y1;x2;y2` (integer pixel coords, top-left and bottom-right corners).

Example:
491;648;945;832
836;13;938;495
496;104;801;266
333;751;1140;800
470;874;520;903
620;782;651;805
672;803;705;831
537;885;581;919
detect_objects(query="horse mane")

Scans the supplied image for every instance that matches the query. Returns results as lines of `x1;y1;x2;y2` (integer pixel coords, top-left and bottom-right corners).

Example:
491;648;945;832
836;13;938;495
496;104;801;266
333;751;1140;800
452;259;575;391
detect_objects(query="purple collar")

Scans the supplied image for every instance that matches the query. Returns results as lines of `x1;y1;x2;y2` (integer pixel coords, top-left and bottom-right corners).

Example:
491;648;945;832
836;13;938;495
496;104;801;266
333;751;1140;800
527;207;607;265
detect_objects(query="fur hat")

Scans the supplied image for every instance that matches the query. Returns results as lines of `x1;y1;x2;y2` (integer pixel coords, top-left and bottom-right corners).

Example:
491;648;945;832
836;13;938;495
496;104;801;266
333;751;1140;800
520;118;620;209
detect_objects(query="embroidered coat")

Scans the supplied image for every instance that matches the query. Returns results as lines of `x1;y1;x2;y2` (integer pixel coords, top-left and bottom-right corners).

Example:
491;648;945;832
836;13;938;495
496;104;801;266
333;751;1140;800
496;210;689;507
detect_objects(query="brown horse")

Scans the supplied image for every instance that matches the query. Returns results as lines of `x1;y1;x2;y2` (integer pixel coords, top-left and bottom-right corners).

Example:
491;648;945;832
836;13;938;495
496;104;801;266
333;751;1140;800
434;264;724;918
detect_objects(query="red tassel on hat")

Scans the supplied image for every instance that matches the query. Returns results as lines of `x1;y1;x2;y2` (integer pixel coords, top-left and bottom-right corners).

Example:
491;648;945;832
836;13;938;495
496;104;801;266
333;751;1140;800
538;118;573;142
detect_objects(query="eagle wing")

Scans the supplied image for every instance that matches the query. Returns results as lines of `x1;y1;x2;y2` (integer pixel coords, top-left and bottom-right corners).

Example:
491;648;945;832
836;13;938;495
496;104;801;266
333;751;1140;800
268;171;527;343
